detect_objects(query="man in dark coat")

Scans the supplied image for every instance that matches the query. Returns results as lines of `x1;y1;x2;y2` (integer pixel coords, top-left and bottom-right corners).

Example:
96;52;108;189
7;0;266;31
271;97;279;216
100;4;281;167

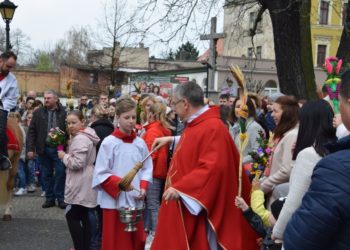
283;69;350;250
27;90;67;209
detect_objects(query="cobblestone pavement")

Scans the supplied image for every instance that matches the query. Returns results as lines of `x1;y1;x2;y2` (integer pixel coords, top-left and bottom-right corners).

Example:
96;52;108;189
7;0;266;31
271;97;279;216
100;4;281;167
0;190;71;250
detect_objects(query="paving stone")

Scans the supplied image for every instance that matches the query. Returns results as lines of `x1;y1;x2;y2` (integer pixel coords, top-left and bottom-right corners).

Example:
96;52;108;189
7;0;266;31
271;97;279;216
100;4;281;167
0;190;72;250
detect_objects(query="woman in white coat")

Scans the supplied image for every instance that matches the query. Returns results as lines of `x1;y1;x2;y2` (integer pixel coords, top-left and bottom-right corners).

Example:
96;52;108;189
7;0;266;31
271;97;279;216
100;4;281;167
260;96;299;204
272;100;337;241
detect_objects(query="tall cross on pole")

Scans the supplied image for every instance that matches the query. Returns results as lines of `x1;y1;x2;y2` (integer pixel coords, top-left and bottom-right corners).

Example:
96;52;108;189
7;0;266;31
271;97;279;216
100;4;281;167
200;17;226;97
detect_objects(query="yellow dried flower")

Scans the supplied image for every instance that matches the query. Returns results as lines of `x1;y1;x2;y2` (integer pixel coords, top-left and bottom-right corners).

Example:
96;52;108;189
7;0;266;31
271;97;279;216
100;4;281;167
240;133;247;141
239;105;249;119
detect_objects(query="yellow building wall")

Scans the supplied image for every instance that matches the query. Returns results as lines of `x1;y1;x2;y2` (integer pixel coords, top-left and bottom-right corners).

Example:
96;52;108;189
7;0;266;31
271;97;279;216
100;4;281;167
310;0;344;65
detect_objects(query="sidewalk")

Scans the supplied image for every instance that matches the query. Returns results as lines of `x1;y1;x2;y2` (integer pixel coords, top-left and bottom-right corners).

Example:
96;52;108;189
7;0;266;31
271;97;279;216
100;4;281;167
0;190;71;250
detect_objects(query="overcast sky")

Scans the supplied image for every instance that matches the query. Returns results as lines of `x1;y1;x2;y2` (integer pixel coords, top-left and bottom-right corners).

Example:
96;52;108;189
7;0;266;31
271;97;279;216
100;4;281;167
6;0;223;57
10;0;102;49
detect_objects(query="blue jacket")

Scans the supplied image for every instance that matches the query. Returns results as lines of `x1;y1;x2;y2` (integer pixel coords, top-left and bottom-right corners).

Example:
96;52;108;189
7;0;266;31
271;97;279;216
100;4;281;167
265;111;275;133
283;135;350;250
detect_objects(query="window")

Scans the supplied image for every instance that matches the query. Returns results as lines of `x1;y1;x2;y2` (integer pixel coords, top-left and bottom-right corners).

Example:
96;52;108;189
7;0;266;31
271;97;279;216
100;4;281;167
89;72;98;84
319;1;329;25
248;47;253;58
256;46;262;59
257;16;263;32
248;12;263;32
317;45;327;67
343;3;348;26
249;12;255;30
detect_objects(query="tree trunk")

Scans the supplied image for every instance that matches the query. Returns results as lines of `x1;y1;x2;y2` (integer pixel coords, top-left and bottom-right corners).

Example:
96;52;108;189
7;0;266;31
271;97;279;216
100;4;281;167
110;44;116;87
337;2;350;71
300;0;317;99
259;0;312;99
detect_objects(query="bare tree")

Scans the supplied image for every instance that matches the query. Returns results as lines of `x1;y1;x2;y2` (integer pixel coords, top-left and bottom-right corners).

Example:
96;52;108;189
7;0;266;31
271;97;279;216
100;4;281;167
26;26;93;71
94;0;140;88
50;40;67;70
138;0;319;99
51;26;93;67
63;26;93;65
138;0;223;43
0;28;32;65
255;0;316;99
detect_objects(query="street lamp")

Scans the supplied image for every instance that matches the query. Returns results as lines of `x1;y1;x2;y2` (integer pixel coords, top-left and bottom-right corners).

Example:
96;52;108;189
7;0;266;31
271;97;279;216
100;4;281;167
0;0;17;51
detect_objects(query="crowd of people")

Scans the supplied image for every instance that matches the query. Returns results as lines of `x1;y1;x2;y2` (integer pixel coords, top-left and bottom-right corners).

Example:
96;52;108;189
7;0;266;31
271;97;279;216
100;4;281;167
1;50;350;250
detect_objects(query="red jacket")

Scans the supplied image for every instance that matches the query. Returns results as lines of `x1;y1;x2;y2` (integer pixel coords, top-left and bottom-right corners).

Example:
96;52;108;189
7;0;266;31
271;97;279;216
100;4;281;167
143;121;172;179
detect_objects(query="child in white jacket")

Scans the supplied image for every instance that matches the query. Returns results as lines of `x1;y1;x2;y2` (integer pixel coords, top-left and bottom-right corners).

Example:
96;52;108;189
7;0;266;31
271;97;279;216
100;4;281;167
92;97;153;250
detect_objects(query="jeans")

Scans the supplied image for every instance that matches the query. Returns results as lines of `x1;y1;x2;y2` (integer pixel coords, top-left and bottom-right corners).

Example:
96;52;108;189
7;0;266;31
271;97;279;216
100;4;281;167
26;159;36;185
17;159;26;189
144;178;165;232
39;146;66;202
88;207;102;247
36;157;47;191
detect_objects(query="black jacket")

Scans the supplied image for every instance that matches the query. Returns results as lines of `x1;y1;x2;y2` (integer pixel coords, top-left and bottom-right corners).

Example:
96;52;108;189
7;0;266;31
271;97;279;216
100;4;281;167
90;118;114;154
284;135;350;250
27;104;67;154
243;209;282;250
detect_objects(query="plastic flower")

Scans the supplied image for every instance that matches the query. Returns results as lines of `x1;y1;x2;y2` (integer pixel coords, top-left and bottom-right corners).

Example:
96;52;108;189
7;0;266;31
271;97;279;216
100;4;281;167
247;130;273;181
323;56;343;114
46;128;66;148
265;147;271;154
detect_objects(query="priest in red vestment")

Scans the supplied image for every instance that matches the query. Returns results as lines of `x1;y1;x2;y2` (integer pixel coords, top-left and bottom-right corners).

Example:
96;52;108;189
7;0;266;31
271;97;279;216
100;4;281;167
151;81;258;250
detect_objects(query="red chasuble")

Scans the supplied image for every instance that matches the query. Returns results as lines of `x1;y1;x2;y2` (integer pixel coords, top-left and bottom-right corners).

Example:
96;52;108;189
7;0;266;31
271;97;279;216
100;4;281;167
151;106;258;250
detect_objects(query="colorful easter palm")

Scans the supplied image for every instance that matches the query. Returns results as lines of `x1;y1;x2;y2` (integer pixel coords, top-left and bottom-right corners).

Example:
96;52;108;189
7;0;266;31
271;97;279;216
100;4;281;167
230;65;249;197
323;56;342;114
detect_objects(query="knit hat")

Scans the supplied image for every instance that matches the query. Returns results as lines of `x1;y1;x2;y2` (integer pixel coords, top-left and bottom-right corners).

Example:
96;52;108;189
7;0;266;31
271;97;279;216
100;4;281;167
268;92;284;102
166;106;172;115
109;98;116;104
271;197;286;219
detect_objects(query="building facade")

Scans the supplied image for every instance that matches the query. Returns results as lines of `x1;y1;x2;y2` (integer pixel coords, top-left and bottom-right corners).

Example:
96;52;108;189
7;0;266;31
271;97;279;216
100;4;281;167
223;0;275;60
311;0;345;67
222;0;347;89
224;0;346;64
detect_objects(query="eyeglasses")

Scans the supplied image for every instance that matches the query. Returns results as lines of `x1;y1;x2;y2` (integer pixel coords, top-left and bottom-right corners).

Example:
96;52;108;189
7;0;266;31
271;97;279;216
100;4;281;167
171;99;184;107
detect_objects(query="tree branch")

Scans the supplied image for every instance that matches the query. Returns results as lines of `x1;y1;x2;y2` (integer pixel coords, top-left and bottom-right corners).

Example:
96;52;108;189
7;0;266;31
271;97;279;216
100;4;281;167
249;5;266;37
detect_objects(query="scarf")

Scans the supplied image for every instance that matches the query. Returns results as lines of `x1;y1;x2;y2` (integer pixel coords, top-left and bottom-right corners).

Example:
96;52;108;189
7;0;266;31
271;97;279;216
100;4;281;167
112;128;136;143
0;73;6;81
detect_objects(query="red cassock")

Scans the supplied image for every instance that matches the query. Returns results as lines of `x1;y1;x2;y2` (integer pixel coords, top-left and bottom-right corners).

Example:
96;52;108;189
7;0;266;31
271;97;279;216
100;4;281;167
98;129;149;250
151;106;259;250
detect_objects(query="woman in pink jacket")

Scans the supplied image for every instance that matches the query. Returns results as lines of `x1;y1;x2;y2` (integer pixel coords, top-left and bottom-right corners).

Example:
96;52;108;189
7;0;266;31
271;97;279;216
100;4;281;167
58;110;100;250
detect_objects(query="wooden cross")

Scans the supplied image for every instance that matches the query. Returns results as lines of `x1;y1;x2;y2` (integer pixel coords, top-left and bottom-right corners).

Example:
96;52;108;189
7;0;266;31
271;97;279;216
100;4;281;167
200;17;226;92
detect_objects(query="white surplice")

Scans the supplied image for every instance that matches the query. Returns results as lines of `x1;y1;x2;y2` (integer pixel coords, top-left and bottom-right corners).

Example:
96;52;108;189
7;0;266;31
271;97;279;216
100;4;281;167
92;135;153;209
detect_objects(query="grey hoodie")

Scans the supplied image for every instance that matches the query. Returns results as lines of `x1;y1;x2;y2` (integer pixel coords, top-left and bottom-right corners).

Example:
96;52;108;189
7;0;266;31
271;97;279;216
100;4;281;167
63;127;100;208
